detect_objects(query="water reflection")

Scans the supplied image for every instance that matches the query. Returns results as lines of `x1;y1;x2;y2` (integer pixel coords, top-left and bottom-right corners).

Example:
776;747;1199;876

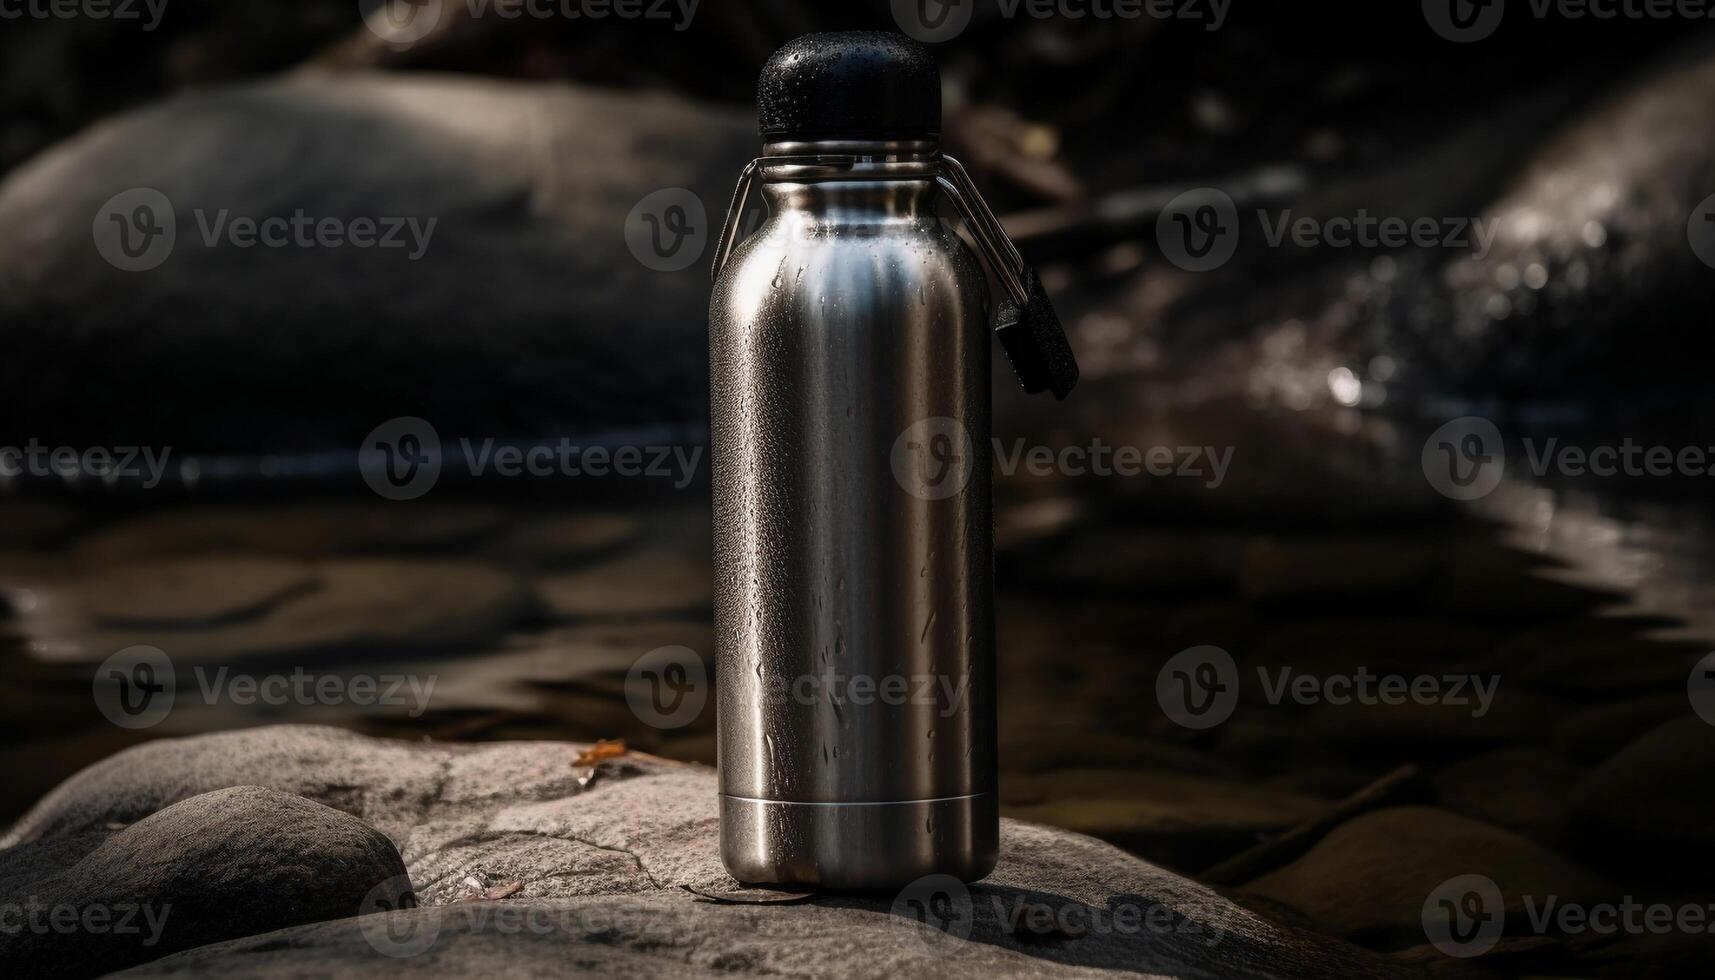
1482;480;1715;645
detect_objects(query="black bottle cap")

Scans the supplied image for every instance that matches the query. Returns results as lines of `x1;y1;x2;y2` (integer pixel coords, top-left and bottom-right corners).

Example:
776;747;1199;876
757;31;941;142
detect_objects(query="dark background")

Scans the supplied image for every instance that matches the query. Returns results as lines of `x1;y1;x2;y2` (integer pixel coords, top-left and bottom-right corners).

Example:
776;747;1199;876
3;2;1715;977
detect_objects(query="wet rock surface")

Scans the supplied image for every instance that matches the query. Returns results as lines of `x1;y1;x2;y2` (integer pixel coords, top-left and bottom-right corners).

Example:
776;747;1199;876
535;552;714;620
19;559;533;665
6;726;1412;979
76;557;319;629
0;438;1712;979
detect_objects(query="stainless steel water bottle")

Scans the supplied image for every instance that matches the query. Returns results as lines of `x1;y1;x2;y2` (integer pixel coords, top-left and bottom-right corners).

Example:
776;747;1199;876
709;32;1078;890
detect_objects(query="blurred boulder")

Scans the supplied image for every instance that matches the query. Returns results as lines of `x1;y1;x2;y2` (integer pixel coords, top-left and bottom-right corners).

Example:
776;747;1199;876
1567;718;1715;869
1142;42;1715;428
1382;44;1715;422
1243;805;1610;947
0;72;753;454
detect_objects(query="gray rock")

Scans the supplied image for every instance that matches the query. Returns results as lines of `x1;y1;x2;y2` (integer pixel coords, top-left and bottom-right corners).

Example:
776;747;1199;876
0;73;753;454
2;726;447;847
8;726;1412;979
1;785;410;978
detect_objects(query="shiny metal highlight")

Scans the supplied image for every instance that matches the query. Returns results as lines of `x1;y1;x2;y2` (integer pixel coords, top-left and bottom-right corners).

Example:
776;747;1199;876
709;137;998;889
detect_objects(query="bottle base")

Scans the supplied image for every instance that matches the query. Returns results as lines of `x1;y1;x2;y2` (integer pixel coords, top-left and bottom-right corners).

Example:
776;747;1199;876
720;792;998;892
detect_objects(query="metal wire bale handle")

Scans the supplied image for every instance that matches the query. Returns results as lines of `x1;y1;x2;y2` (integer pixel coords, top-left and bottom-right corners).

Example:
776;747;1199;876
711;153;1077;399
